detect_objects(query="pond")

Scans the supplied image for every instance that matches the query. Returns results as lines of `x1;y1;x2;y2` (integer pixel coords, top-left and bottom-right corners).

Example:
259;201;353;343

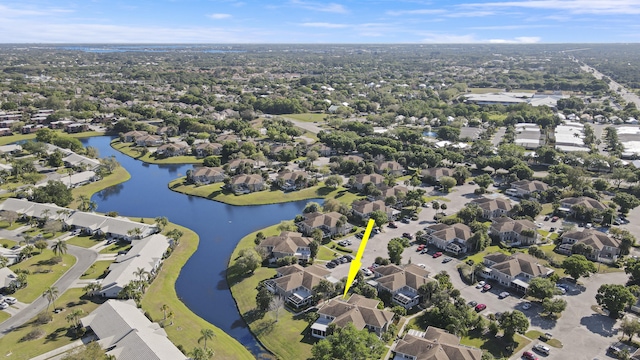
81;136;313;358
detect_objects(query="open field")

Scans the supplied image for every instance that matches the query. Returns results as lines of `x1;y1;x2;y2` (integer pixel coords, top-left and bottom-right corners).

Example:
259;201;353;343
283;113;328;123
9;252;76;303
111;140;203;164
0;131;104;146
79;260;112;280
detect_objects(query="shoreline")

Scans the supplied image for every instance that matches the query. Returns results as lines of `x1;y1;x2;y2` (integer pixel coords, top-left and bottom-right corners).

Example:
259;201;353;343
69;165;131;209
110;139;204;165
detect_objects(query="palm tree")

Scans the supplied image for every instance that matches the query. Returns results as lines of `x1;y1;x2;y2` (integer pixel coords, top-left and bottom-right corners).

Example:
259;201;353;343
154;216;168;231
43;286;59;311
190;347;214;360
0;255;8;268
133;267;150;282
83;282;102;297
19;245;35;260
198;328;216;349
127;227;142;240
65;309;84;328
51;240;68;256
41;209;51;223
161;304;170;321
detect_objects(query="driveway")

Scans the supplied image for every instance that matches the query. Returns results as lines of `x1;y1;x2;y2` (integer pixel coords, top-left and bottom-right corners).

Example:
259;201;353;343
0;245;97;338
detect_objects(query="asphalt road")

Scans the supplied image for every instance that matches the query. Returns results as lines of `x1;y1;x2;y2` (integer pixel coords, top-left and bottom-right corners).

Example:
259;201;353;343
579;62;640;109
0;245;97;338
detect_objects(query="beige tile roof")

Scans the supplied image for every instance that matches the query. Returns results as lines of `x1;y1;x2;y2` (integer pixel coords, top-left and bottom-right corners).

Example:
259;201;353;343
301;211;344;229
318;295;394;330
230;173;263;185
430;223;473;242
227;158;257;169
192;166;224;178
561;196;607;210
375;160;404;172
488;252;552;277
563;229;621;251
395;329;482;360
375;264;431;292
472;197;513;212
351;199;389;214
421;167;455;179
512;180;549;192
260;231;313;255
276;171;308;181
491;217;536;235
354;173;385;186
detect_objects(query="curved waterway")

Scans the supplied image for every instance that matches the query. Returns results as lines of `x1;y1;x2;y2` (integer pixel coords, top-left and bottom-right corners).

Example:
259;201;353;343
81;136;313;359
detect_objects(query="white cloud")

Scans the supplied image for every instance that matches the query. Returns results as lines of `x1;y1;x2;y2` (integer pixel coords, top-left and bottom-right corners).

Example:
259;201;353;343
419;32;479;43
469;24;549;30
460;0;640;15
300;22;348;28
445;11;495;17
290;0;348;14
489;36;542;43
387;9;446;16
207;13;232;19
0;4;74;17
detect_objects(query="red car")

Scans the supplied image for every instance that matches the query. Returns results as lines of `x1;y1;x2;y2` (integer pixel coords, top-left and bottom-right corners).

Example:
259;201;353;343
522;351;538;360
474;303;486;312
551;216;559;222
432;252;443;258
417;245;425;252
482;284;492;291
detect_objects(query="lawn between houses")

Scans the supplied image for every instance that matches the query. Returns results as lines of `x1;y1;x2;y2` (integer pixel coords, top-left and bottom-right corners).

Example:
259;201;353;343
140;222;254;360
9;251;76;303
68;166;131;210
228;222;315;360
111;140;204;164
168;177;363;206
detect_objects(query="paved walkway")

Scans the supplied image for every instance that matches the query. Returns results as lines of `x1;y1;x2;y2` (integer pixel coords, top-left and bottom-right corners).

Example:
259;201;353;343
383;310;425;360
28;339;84;360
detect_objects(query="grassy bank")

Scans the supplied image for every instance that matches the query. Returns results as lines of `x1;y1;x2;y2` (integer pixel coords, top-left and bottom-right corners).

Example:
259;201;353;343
283;113;327;123
169;177;363;206
228;223;313;360
111;140;203;164
140;222;254;360
69;166;131;209
9;251;76;303
0;131;104;146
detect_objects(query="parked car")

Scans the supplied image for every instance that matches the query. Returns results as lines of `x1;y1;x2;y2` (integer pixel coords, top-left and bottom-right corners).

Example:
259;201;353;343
388;222;397;228
401;217;411;224
474;304;486;312
482;284;492;291
499;291;510;299
402;232;413;239
338;240;352;246
549;227;556;232
521;302;532;310
0;302;8;310
533;344;550;355
344;254;354;262
586;223;593;229
475;281;486;289
410;214;419;221
326;262;336;269
556;286;566;295
417;263;426;269
469;181;475;185
422;202;430;208
361;268;373;276
522;351;538;360
420;249;428;255
417;244;426;252
432;252;443;258
544;216;550;221
442;257;452;263
468;300;478;307
3;296;16;305
551;216;559;222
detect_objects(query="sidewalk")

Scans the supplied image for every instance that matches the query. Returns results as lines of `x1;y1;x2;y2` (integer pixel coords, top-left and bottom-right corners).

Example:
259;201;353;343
28;339;84;360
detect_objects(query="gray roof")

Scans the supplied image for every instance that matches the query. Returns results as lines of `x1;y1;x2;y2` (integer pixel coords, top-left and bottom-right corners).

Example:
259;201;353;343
66;211;156;238
0;198;68;220
0;267;17;288
62;152;101;169
81;300;187;360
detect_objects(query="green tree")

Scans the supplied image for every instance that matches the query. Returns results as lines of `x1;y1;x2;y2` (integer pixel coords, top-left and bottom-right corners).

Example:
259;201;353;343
62;342;111;360
43;286;59;311
596;284;637;318
387;238;404;265
562;254;597;281
154;216;168;231
324;175;343;188
32;181;73;207
474;174;493;189
439;176;456;193
542;297;567;316
51;239;68;256
198;328;216;350
498;310;529;342
620;317;640;341
34;240;48;254
527;277;557;301
613;192;640;214
235;249;261;275
190;346;214;360
369;210;388;227
453;166;471;185
256;287;274;312
311;323;385;360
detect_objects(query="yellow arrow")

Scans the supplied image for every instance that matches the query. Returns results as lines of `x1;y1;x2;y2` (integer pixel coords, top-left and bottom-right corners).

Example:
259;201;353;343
343;218;375;299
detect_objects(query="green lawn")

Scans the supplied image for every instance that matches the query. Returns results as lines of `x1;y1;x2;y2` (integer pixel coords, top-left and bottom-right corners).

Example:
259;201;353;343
140;223;254;360
80;260;112;280
64;235;100;248
111;140;203;164
460;331;530;359
69;166;131;210
228;224;313;359
0;131;104;146
169;177;364;206
283;113;328;123
466;245;511;265
98;241;132;254
0;238;17;248
9;251;76;303
0;220;24;230
0;311;9;324
317;245;341;261
0;288;105;360
525;330;563;348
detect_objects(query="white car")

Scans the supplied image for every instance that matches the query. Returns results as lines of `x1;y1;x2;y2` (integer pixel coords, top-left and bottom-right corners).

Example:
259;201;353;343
533;343;550;355
417;263;426;269
361;268;373;276
0;302;8;310
475;281;486;289
3;296;16;305
521;302;532;310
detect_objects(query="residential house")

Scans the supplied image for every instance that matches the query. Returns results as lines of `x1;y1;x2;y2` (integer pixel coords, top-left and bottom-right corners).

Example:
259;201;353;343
351;200;394;221
421;167;455;183
375;160;405;176
311;294;394;339
258;231;312;262
353;173;386;191
155;143;189;157
559;229;622;264
216;133;239;143
424;223;473;255
482;252;553;292
471;197;513;219
49;120;73;129
270;144;294;157
0;128;11;136
194;142;223;157
510;180;549;197
490;217;539;246
0;198;69;221
64;123;88;133
374;185;409;204
276;171;309;191
21;124;45;134
296;211;352;238
559;196;607;220
135;135;164;147
188;167;225;184
343;155;364;163
122;130;148;142
315;144;333;157
100;234;171;298
264;264;334;309
0;267;18;291
65;211;158;240
62;153;101;170
228;174;265;194
80;300;187;360
227;158;258;172
372;264;431;309
393;327;483;360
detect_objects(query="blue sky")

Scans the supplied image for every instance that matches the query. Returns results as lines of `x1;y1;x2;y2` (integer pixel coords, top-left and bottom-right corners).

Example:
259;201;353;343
1;0;640;43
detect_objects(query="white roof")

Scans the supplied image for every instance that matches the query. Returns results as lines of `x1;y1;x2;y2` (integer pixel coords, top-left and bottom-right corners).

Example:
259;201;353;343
81;300;187;360
0;267;17;288
35;171;96;189
63;153;101;169
0;198;68;220
66;211;155;237
0;144;21;153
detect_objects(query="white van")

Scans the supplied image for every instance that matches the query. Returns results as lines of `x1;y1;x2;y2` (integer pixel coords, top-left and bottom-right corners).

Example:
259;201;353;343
505;188;519;197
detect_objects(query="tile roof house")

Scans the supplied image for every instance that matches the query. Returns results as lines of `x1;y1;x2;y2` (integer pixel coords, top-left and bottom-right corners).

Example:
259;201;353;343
510;180;549;197
353;173;386;191
351;199;394;221
228;174;265;194
311;294;394;339
81;300;187;360
482;252;553;292
276;171;309;191
155;143;189;158
374;185;409;203
559;196;607;220
0;267;18;290
393;327;483;360
296;211;353;238
264;264;334;309
490;217;539;246
62;153;101;170
65;211;157;240
226;158;258;172
343;155;364;163
258;231;313;261
372;264;431;309
559;229;622;264
188;166;225;184
471;197;513;219
194;142;223;157
421;167;455;183
424;223;473;255
135;134;164;147
315;144;333;157
122;130;148;142
375;160;405;176
100;234;172;298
